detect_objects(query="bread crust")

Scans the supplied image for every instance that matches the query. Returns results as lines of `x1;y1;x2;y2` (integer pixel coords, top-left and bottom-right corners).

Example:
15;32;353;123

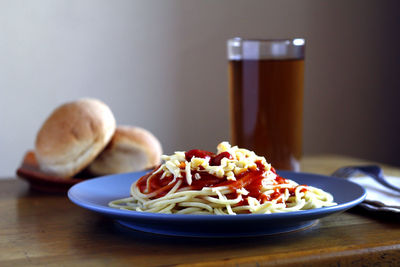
88;125;162;175
34;98;116;178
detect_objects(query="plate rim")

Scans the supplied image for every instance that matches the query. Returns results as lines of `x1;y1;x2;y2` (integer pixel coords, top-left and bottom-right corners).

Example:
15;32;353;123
68;170;367;222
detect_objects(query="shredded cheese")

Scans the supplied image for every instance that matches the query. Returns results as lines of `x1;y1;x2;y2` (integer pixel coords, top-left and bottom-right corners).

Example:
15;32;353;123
157;141;272;186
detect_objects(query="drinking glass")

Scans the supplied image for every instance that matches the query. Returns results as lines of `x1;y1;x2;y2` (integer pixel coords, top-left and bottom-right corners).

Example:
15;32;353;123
227;38;305;171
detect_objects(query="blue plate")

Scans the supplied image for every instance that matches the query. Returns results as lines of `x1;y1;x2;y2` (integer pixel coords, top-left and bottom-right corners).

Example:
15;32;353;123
68;170;366;237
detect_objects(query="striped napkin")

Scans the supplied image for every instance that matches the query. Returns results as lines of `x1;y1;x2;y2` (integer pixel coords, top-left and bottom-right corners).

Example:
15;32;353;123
349;176;400;213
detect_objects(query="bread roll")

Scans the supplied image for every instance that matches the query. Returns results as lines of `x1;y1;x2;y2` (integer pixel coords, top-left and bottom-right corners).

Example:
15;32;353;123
87;125;162;175
35;98;116;178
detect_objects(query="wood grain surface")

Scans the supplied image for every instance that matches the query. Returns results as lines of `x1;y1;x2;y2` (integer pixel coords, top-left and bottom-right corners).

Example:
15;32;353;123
2;155;400;266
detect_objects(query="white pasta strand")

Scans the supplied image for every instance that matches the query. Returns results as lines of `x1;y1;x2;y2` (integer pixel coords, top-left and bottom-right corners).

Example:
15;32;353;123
109;175;336;215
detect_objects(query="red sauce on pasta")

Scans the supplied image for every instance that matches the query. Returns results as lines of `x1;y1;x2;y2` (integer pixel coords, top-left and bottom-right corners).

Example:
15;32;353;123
135;149;307;206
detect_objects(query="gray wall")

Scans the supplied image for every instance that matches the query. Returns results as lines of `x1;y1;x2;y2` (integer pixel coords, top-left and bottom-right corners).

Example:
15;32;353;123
1;0;399;177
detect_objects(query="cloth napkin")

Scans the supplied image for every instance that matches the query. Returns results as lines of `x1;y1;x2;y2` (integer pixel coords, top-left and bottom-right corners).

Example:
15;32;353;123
349;176;400;213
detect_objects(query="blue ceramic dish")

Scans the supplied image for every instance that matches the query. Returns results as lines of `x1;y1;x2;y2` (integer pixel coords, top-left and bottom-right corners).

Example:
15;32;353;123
68;170;366;237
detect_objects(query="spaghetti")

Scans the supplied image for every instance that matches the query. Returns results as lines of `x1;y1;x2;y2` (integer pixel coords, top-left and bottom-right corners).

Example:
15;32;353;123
109;142;336;215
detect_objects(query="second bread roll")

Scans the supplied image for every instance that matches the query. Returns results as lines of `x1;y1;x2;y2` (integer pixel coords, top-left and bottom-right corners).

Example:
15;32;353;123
88;126;162;175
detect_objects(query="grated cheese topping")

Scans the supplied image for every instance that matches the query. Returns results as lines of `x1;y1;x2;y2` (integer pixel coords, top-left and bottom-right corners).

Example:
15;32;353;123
158;141;272;185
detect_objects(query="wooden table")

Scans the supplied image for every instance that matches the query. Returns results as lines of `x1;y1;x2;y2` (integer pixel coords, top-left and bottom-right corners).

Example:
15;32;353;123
1;155;399;266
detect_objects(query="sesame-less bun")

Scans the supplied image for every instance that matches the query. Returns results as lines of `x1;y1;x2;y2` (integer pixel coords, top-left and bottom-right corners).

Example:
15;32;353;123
87;126;162;175
34;98;116;178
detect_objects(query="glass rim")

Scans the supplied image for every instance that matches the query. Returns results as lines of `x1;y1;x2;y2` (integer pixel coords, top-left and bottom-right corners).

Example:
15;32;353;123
228;37;305;45
227;37;305;60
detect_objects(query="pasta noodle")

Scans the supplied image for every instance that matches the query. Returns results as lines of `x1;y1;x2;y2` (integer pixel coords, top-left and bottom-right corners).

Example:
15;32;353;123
109;142;336;215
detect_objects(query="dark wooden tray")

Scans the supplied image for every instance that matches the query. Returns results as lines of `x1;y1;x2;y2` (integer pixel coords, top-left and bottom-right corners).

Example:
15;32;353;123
16;151;89;194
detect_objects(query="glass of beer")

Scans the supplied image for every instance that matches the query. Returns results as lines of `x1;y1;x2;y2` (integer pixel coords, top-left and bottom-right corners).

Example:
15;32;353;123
227;38;305;171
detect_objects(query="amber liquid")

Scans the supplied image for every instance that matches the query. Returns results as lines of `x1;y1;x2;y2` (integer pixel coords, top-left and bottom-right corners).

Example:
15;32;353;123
228;59;304;171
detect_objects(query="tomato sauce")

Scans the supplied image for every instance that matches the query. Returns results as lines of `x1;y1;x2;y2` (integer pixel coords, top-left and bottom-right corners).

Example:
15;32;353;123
135;149;306;203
